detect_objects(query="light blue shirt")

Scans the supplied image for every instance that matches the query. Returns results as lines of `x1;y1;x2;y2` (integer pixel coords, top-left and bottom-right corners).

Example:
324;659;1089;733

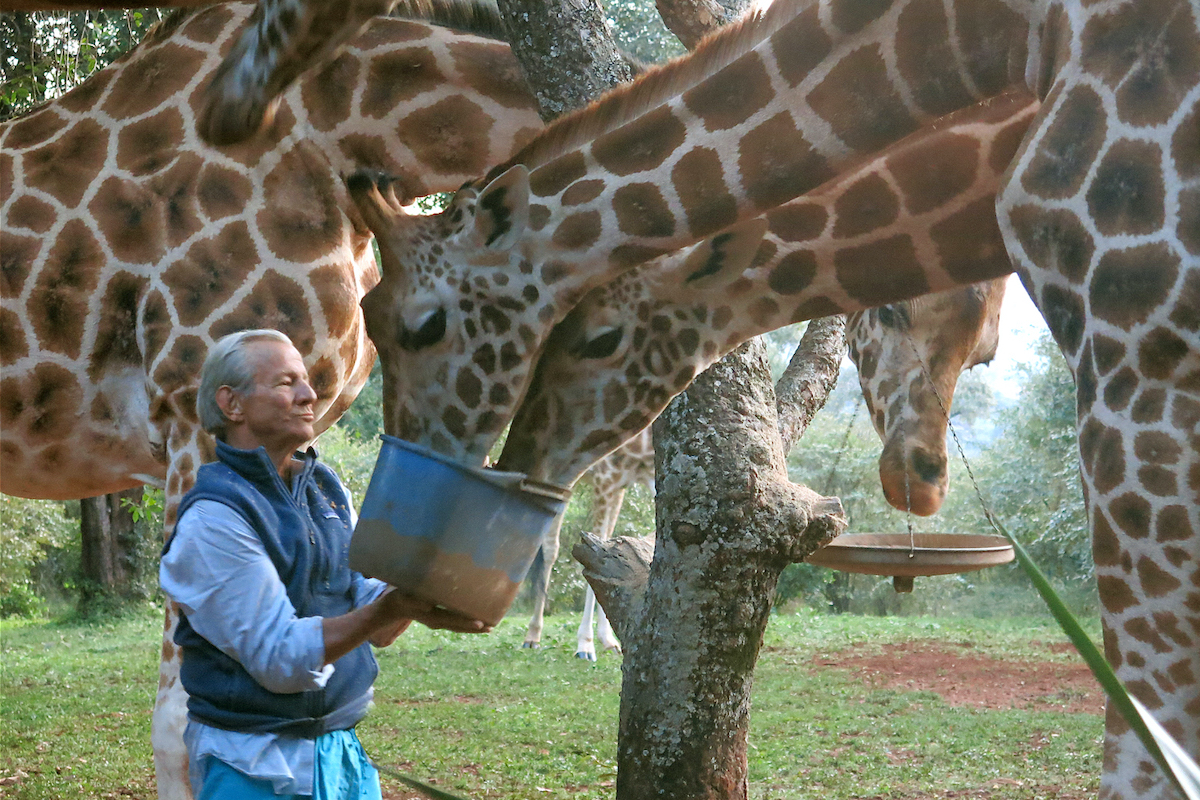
161;476;387;796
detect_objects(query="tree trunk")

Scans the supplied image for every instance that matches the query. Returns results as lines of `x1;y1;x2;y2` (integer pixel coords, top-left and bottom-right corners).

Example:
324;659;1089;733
495;0;633;120
79;487;144;610
617;340;844;799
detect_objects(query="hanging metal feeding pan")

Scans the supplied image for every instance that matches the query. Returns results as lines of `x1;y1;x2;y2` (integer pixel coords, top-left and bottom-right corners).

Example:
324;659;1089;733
805;532;1014;593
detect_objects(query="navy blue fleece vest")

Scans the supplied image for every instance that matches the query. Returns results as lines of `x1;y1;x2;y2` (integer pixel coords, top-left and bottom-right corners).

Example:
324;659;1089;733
167;441;377;738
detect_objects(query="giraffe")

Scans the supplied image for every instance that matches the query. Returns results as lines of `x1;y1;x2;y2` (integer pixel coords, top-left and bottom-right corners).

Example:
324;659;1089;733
502;95;1021;657
0;4;544;797
348;1;1200;796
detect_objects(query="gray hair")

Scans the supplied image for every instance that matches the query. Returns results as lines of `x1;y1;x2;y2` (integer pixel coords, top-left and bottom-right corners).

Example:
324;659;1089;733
197;329;294;440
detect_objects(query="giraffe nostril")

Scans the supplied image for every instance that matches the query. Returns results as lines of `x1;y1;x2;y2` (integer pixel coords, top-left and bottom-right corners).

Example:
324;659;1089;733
910;448;947;484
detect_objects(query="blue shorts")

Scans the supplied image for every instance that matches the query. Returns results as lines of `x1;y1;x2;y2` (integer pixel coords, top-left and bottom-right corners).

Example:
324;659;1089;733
197;730;382;799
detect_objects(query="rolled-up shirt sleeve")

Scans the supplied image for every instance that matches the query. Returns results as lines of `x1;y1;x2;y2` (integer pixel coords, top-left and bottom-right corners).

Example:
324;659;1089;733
160;500;333;694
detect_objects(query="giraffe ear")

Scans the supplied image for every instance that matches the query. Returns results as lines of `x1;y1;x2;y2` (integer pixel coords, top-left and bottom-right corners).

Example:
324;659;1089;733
676;218;768;291
472;165;530;251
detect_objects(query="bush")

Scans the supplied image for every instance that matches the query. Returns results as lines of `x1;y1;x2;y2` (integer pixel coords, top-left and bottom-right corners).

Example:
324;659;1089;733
0;495;78;617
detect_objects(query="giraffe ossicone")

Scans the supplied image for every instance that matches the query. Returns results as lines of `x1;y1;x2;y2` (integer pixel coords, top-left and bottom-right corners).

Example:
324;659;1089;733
352;1;1200;797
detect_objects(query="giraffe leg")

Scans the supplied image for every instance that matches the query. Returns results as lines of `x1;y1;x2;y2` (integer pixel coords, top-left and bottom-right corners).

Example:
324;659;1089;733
575;587;599;661
523;516;564;649
152;601;192;800
594;599;622;655
151;428;206;800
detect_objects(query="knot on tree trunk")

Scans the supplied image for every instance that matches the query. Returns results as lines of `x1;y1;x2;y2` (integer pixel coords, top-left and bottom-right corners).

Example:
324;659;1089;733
572;533;655;645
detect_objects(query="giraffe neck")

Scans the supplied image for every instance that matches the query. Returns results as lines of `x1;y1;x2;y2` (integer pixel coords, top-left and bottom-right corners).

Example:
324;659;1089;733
498;93;1034;486
0;2;541;500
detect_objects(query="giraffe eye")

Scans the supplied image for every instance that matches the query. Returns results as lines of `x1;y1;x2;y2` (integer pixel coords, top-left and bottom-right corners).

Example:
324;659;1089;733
877;305;909;330
576;327;624;360
401;307;447;351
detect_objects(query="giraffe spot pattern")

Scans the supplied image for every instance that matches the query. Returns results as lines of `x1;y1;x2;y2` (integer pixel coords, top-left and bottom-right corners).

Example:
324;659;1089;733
141;290;171;369
832;173;900;237
1103;366;1139;411
29;220;103;358
449;40;543;112
55;66;114;115
1157;506;1194;542
1132;387;1168;424
683;52;773;132
1022;86;1107;200
552;211;603;250
6;195;57;233
530;152;588;198
1174;103;1200;180
24;118;108;208
561;180;605;206
768;251;817;295
1;233;38;297
1178;188;1200;256
895;0;977;115
1094;513;1122;566
3;107;68;151
1091;243;1180;331
164;223;259;326
888;132;980;215
151;155;206;249
790;296;844;323
300;52;360;132
830;0;892;35
89;271;148;382
1083;421;1127;495
808;44;918;153
310;265;363;341
952;0;1029;96
771;5;831;88
766;202;827;242
672;146;739;237
1138;327;1191;380
0;308;27;365
176;3;233;43
592;107;688;178
738;112;833;211
396;95;496;177
259;145;344;262
153;335;208;395
1087;139;1166;236
613;183;675;237
308;357;339;403
1039;283;1085;355
89;176;165;264
1110;492;1152;538
197;164;253;221
1098;575;1139;615
103;42;204;120
362;47;444;118
116;109;186;176
1138;465;1178;497
1137;556;1183;598
1092;335;1127;375
211;271;316;356
1081;0;1200;127
835;235;929;308
1008;205;1094;284
0;363;82;444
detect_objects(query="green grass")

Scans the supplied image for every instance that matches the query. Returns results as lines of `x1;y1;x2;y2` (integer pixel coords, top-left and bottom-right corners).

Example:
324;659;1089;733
0;610;1103;799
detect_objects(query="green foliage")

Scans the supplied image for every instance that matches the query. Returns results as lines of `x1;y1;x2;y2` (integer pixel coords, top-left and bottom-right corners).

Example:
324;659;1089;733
334;360;385;442
604;0;687;64
0;496;78;617
1;9;166;121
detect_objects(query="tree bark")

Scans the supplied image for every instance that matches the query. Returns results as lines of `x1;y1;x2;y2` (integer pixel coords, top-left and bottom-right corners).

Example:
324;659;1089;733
495;0;633;120
775;316;846;453
653;0;741;50
616;341;844;799
79;487;144;610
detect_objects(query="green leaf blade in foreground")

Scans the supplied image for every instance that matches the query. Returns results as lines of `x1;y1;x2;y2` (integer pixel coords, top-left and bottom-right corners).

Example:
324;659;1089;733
992;516;1200;800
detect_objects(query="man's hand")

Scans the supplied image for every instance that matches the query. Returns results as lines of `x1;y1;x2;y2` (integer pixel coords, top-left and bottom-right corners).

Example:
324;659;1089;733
375;589;492;635
368;618;411;647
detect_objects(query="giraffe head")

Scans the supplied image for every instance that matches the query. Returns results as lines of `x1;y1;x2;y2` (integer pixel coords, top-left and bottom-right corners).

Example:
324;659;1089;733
846;277;1006;516
349;167;586;463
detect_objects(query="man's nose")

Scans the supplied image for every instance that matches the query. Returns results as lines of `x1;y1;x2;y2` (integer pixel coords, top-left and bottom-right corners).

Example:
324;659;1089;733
297;379;318;403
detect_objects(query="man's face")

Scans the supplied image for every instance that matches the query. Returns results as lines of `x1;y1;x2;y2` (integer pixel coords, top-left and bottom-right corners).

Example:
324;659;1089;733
233;339;317;455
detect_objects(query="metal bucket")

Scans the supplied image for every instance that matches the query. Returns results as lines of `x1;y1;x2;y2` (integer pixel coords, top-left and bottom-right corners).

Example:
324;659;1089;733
349;435;571;625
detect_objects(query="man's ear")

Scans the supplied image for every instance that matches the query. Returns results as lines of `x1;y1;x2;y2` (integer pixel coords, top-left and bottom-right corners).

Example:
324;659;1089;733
216;386;242;423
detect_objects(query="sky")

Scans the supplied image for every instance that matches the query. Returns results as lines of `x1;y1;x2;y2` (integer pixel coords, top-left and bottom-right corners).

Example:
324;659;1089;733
988;274;1053;402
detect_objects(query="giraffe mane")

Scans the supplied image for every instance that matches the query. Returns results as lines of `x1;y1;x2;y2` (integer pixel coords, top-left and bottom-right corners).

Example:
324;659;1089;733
493;0;805;175
390;0;510;42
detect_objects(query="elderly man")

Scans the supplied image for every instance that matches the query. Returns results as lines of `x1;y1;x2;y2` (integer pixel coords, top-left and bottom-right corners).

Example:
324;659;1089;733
161;329;489;799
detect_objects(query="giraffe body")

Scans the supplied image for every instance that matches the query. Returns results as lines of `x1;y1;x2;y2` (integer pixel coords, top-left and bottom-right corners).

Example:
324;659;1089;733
351;1;1200;796
1;6;542;798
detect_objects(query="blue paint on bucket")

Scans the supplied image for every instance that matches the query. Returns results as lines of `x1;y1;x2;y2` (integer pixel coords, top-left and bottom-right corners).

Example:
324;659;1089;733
348;435;570;623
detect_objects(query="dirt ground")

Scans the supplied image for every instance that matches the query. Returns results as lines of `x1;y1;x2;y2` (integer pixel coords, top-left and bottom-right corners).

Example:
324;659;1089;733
380;641;1104;798
813;640;1106;716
